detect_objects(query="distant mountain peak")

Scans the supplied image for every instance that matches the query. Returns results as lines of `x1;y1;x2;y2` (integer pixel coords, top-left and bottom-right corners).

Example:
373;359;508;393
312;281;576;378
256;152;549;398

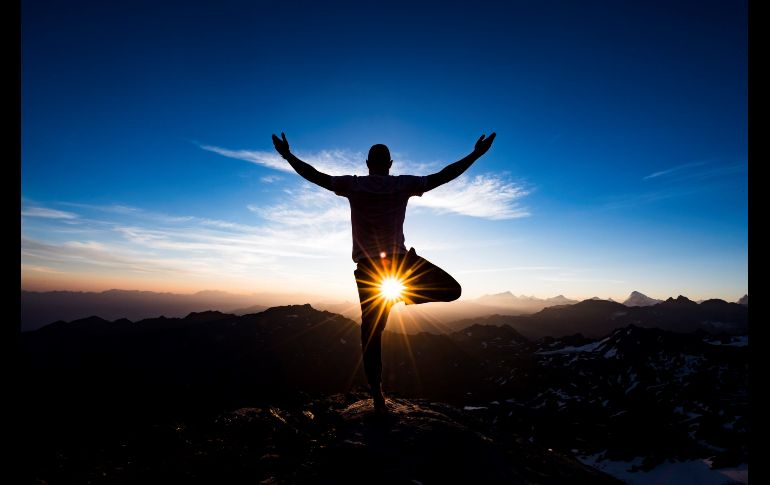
665;295;694;304
657;295;698;310
738;294;748;306
587;297;617;303
475;292;518;305
476;292;577;309
623;291;662;307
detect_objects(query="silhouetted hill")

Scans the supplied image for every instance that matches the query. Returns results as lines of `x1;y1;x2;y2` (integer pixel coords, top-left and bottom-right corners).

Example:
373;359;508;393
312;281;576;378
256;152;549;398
738;294;748;306
21;289;272;331
19;289;351;331
226;304;269;315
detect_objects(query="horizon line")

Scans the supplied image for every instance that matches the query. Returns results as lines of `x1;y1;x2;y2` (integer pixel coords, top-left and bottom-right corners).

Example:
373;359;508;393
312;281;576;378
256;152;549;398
20;286;747;303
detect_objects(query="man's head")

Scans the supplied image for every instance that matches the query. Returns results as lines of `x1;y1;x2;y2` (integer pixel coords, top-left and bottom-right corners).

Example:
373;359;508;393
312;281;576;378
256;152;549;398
366;144;392;175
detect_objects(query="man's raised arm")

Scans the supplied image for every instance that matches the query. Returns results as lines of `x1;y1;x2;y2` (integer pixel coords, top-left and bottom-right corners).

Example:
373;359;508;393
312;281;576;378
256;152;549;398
271;132;333;191
424;132;496;192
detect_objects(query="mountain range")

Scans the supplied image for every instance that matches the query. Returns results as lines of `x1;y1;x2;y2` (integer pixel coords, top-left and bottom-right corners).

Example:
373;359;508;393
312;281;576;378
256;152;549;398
17;303;747;483
20;288;747;333
448;296;748;338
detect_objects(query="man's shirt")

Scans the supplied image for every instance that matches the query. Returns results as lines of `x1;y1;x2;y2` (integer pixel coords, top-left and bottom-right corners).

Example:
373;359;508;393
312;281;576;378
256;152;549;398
330;175;428;262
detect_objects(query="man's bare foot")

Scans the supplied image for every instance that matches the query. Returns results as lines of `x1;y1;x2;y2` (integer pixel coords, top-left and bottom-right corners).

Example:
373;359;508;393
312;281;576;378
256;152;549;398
371;383;389;414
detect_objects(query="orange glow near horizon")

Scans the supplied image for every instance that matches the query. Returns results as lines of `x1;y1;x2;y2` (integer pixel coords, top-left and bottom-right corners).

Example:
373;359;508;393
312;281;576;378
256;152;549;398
21;263;740;304
20;268;322;296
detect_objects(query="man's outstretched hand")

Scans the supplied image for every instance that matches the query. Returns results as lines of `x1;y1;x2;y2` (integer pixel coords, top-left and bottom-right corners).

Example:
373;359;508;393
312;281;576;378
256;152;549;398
473;132;497;156
272;132;291;158
270;132;333;190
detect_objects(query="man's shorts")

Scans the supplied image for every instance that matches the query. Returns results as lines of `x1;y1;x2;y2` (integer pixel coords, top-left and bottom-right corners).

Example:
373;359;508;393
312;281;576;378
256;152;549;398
353;247;461;307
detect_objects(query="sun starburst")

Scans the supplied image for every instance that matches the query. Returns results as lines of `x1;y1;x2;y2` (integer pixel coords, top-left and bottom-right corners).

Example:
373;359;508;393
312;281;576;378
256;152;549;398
379;277;405;301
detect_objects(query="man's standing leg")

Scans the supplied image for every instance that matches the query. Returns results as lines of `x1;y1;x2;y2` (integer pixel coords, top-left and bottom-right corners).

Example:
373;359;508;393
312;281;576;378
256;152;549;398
354;264;392;412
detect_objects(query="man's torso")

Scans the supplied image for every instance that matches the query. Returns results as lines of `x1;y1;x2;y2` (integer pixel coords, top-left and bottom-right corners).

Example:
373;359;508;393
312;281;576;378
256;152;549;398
330;175;427;262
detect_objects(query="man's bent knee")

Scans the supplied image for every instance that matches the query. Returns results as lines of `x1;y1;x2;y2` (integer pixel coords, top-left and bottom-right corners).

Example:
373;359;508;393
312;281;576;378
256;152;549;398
446;282;462;302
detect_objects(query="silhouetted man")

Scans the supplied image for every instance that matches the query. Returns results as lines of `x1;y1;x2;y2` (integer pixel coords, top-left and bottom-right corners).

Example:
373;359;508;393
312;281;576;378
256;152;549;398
272;132;496;413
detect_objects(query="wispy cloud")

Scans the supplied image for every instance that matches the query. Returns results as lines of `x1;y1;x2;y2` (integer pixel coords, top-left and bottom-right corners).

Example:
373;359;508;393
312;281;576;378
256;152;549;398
414;174;530;219
20;263;64;274
642;161;707;180
112;224;334;259
59;202;141;214
202;144;531;220
671;163;746;182
599;187;700;210
247;181;351;228
456;266;562;274
538;275;624;284
60;202;198;224
20;197;352;288
200;145;364;175
201;144;438;176
601;161;746;211
21;207;78;219
22;237;202;275
249;203;349;226
260;175;283;183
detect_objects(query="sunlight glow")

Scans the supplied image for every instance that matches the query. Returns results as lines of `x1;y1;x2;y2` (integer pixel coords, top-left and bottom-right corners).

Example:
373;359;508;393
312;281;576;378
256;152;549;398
379;277;405;301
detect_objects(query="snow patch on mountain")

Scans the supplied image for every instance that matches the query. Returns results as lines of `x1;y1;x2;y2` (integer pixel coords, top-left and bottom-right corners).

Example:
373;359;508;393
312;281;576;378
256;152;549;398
578;453;748;484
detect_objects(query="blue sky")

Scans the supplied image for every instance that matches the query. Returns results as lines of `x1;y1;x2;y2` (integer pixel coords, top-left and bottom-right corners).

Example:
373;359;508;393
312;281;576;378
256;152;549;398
21;0;747;301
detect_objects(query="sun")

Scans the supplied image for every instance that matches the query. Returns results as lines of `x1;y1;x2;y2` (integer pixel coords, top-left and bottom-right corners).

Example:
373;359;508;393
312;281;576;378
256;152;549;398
379;277;405;301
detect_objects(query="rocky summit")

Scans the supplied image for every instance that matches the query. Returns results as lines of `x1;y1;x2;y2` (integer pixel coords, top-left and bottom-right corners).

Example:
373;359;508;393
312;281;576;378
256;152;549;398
22;391;619;484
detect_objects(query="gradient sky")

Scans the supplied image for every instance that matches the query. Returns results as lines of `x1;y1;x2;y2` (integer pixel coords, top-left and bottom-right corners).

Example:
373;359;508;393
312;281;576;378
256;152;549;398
21;0;748;302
